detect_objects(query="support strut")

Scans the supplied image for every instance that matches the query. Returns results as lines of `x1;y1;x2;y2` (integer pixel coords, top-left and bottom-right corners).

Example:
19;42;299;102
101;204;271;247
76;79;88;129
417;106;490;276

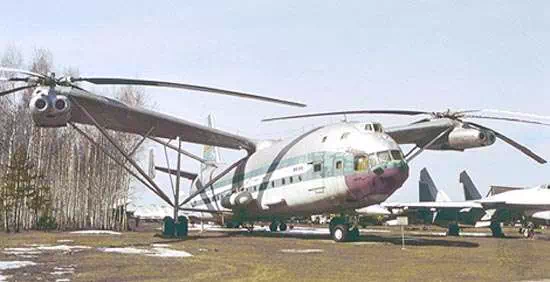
70;98;173;206
69;122;174;207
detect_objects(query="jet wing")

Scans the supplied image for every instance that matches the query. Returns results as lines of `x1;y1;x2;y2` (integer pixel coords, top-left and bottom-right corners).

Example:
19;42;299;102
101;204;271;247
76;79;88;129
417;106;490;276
66;89;257;153
383;201;482;211
479;200;550;211
385;119;455;146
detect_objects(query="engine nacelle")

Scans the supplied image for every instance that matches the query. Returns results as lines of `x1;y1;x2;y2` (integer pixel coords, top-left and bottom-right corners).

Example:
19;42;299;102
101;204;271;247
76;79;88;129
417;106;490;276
221;191;254;209
447;128;496;150
29;88;71;127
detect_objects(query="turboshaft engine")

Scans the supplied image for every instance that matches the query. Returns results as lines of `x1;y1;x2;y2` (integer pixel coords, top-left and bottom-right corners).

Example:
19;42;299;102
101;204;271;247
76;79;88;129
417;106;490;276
29;87;71;127
446;127;496;150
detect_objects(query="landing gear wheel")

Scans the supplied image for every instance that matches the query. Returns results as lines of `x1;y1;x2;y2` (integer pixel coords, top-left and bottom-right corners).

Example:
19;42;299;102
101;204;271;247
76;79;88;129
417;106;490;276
332;224;349;242
269;222;278;232
279;223;288;232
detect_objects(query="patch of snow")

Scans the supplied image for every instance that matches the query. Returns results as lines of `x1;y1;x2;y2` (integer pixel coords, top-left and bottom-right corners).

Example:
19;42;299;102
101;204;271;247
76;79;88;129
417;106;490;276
55;279;71;282
37;245;91;251
0;261;37;270
284;227;328;235
99;247;149;255
70;230;121;235
99;247;192;258
3;248;42;255
51;266;75;275
149;248;192;258
151;244;170;248
57;240;74;243
0;261;37;282
280;249;324;254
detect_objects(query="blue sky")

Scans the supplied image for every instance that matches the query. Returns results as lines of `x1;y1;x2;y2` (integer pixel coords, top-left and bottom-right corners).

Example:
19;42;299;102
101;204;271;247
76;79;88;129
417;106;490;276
1;1;549;204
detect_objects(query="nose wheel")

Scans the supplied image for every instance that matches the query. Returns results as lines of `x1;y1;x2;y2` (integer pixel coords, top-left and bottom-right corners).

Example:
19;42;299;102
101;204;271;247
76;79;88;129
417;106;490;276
329;216;360;242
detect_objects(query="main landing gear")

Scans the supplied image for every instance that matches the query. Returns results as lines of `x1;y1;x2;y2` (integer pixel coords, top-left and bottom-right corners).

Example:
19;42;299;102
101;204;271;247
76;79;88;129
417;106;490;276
329;217;360;242
269;221;288;232
519;222;535;238
447;223;460;236
490;221;505;238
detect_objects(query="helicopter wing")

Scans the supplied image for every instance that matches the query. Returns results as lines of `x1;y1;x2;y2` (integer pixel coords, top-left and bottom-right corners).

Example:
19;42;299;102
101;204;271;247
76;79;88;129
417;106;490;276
385;119;456;146
67;89;258;153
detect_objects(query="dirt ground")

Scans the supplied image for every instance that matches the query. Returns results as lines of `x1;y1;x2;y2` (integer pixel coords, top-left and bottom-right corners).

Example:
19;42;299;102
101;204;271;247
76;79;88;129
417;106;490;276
1;224;549;282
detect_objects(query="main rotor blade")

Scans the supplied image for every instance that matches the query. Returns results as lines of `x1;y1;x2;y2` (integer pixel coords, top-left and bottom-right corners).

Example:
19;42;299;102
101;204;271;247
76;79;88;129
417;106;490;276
0;84;36;97
262;110;429;122
466;121;547;164
464;115;550;127
71;77;306;107
0;67;46;79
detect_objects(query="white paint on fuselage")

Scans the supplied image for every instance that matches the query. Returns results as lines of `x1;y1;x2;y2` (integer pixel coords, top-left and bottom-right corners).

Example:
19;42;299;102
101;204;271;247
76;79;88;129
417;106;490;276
187;122;404;222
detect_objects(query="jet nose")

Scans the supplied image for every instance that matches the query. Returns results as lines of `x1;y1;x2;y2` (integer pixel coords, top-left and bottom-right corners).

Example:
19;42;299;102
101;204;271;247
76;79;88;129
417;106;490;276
345;160;409;202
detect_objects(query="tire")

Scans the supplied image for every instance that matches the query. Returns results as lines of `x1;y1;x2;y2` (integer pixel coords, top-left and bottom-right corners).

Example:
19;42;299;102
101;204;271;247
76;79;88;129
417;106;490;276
279;223;288;232
269;222;278;232
332;224;349;242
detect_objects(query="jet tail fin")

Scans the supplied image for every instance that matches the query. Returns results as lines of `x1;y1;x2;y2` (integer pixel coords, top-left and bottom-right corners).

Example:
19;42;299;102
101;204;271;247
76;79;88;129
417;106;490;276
419;168;450;202
201;114;223;172
460;170;482;200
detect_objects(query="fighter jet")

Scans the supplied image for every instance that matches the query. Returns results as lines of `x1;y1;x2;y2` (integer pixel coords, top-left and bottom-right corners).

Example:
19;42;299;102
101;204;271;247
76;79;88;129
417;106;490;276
384;169;550;238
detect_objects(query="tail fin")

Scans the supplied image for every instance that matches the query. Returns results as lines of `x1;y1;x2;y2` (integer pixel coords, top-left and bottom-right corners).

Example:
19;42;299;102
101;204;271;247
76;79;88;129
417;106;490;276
419;168;450;202
201;114;222;172
460;170;482;200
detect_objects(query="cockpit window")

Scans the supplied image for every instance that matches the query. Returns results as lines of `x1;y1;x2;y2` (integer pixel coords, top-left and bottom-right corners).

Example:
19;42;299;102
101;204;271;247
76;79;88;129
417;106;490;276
377;151;391;162
364;124;373;131
368;153;378;167
390;150;403;160
354;155;368;172
373;123;383;133
341;132;350;140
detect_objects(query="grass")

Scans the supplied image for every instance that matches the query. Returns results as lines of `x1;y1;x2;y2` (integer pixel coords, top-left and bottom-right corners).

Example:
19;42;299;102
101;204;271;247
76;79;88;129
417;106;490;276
1;225;550;281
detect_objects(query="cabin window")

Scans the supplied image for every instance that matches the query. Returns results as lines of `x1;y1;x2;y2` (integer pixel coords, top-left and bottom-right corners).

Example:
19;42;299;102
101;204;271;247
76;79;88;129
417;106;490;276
341;132;350;140
290;177;293;183
390;150;403;160
282;178;286;185
354;155;368;172
299;175;303;182
322;136;328;143
254;186;257;191
365;124;373;131
313;163;322;172
335;160;343;170
271;181;275;187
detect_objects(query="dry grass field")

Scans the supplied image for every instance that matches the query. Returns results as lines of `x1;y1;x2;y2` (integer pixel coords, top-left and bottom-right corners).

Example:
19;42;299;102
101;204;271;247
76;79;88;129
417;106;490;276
1;225;549;282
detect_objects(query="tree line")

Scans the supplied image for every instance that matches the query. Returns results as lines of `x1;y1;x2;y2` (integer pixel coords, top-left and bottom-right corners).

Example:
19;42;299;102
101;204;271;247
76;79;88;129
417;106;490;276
0;46;147;232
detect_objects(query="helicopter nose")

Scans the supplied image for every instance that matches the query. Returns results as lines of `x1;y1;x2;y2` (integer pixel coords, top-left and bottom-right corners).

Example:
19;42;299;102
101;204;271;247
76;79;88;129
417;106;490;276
345;160;409;201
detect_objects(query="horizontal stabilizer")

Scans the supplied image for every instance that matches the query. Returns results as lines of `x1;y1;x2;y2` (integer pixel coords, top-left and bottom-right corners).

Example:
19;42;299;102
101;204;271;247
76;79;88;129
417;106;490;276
155;166;198;180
